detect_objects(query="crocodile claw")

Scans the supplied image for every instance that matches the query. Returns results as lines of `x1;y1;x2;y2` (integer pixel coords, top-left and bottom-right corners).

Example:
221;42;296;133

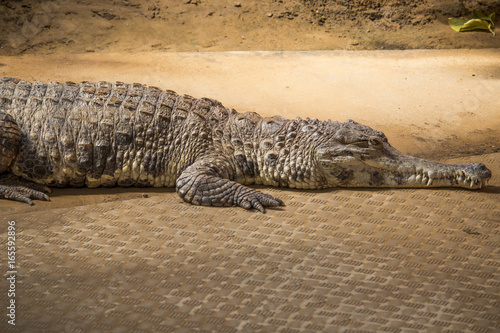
237;189;284;213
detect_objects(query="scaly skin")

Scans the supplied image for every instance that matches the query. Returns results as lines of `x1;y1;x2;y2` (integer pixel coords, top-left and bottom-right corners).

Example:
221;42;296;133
0;78;492;212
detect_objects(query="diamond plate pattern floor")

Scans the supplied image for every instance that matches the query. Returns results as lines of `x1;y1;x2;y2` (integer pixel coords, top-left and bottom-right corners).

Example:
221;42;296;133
1;153;499;333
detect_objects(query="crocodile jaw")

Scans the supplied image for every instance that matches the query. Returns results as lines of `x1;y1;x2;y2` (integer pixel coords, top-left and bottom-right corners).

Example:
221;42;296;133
317;144;492;189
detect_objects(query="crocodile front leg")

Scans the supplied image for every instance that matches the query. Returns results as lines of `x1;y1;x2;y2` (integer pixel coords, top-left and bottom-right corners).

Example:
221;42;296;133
176;156;284;213
0;112;50;204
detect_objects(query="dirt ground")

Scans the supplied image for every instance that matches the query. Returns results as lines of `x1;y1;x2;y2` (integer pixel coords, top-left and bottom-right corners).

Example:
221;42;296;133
1;0;499;55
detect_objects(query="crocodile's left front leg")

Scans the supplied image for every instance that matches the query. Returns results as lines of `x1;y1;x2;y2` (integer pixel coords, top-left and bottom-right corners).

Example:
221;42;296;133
176;156;284;213
0;112;50;205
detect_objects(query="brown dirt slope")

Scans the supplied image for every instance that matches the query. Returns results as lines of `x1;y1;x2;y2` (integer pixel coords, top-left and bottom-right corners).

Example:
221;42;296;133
0;0;499;55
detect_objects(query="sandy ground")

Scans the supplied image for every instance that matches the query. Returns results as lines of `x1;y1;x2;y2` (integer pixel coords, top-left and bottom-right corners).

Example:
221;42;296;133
1;49;499;214
1;0;499;55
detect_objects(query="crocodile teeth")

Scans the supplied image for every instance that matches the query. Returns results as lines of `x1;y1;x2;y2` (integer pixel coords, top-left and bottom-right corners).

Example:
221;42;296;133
427;178;433;186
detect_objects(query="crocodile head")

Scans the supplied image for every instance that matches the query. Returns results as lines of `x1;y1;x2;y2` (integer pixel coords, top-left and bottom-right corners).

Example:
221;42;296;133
316;120;491;189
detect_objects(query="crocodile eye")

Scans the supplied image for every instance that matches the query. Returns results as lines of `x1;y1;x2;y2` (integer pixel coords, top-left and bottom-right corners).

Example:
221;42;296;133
369;138;383;147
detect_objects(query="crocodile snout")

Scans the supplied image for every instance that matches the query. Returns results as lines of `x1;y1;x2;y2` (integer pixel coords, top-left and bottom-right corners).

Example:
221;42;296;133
471;163;492;180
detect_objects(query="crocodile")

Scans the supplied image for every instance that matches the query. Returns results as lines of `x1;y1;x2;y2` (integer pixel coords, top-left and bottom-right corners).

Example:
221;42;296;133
0;78;492;212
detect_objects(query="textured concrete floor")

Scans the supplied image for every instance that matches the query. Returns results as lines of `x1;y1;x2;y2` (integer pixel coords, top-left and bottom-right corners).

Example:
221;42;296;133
0;51;499;332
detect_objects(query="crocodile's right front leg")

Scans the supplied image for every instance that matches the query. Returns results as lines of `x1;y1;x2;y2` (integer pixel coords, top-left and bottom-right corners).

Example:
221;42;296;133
176;156;284;213
0;112;50;204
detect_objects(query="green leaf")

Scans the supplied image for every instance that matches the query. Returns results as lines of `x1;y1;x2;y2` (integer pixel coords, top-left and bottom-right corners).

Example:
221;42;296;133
449;12;496;35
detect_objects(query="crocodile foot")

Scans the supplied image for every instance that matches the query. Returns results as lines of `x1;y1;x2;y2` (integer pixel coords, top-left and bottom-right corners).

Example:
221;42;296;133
0;173;51;205
176;157;285;213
